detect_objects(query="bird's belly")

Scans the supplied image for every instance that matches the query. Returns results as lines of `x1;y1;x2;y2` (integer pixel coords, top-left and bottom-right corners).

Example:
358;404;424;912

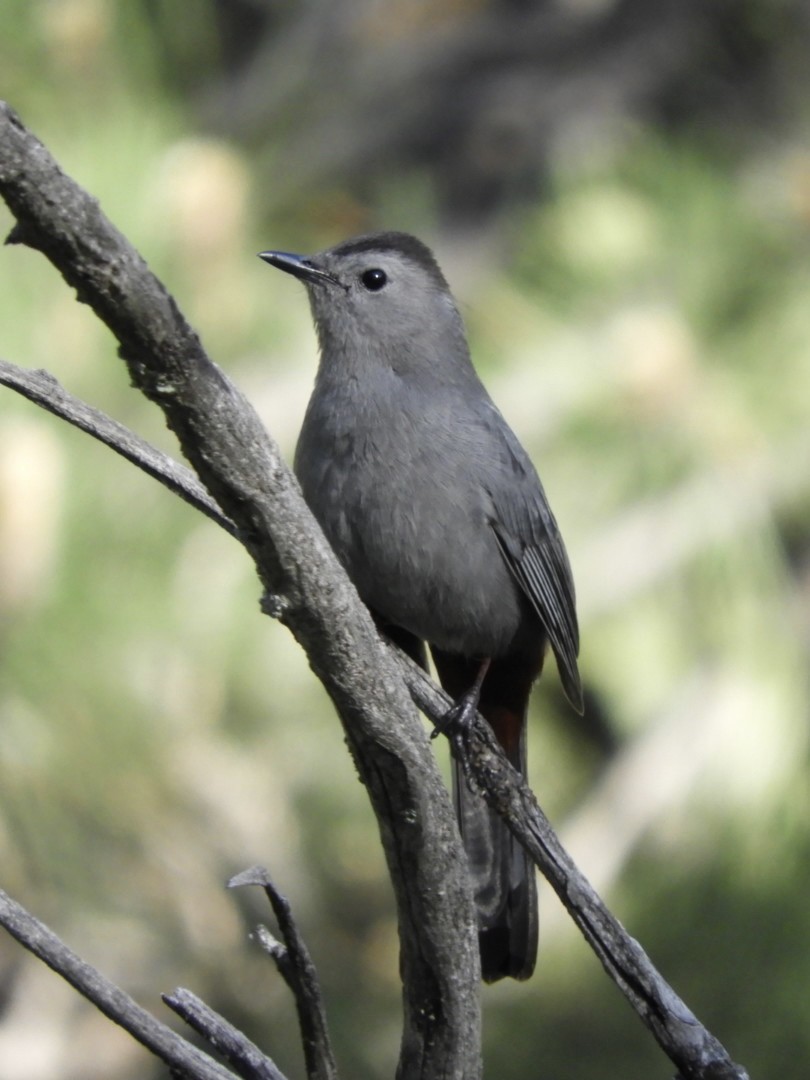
308;459;528;657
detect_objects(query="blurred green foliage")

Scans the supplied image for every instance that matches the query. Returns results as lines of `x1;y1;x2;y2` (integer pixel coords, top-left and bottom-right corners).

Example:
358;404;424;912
0;2;808;1078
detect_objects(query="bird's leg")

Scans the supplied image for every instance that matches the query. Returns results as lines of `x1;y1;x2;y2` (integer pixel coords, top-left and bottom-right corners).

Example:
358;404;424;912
431;657;491;741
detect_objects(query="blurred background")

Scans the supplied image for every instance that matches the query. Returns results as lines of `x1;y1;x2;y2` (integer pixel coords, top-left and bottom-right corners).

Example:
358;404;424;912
1;1;809;1077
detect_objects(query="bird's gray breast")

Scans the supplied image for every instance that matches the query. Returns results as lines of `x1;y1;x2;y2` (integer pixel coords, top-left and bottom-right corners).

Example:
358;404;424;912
294;377;527;656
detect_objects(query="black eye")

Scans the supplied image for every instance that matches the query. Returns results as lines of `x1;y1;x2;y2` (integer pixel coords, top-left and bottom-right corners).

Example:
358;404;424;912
360;268;387;291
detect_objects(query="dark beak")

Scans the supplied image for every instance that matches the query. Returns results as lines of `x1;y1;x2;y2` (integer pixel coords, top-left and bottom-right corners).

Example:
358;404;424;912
258;250;338;287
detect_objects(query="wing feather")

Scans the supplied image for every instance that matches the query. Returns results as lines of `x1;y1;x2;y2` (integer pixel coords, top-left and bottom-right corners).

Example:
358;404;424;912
473;400;583;711
492;520;583;712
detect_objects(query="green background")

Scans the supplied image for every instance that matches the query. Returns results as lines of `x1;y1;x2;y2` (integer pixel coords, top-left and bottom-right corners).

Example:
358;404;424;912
1;3;808;1077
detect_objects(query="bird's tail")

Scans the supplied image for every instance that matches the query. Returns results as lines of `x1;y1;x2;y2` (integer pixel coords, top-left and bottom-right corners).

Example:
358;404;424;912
433;649;541;982
452;707;537;982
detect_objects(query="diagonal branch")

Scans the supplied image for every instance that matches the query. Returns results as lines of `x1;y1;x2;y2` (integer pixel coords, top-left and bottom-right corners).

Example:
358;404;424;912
0;888;240;1080
0;99;481;1080
163;988;289;1080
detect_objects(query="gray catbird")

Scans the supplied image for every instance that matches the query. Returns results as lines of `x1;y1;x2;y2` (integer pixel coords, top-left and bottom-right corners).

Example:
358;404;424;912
260;232;582;982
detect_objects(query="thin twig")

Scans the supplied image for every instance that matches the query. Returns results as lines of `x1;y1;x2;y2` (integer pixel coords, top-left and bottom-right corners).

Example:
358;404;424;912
163;988;289;1080
0;888;238;1080
0;358;236;536
230;867;339;1080
254;924;295;984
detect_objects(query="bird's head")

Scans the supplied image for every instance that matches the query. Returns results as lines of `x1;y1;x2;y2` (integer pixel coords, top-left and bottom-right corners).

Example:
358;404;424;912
260;231;470;377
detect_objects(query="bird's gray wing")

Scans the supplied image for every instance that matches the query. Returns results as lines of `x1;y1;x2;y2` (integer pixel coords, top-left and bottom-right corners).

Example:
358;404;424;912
485;419;583;713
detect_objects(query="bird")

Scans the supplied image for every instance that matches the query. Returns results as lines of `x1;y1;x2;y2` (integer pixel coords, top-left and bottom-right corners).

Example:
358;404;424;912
260;231;582;982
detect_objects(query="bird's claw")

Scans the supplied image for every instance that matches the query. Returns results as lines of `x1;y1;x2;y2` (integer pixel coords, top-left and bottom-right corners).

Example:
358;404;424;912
430;687;480;741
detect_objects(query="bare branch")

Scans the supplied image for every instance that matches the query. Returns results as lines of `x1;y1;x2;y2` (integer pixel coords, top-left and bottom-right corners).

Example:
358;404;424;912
163;988;289;1080
0;100;481;1079
0;888;238;1080
230;866;338;1080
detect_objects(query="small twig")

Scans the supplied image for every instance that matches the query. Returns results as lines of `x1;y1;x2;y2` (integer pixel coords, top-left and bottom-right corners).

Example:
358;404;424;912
163;988;289;1080
0;358;236;536
399;653;750;1080
230;867;339;1080
253;924;290;975
0;888;238;1080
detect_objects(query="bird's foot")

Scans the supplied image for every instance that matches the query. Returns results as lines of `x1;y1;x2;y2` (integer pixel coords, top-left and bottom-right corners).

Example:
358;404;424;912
430;657;491;742
431;686;486;794
430;685;481;742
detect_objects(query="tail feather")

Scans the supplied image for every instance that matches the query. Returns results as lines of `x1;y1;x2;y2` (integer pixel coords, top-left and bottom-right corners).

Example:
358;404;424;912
432;647;543;982
453;739;537;981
